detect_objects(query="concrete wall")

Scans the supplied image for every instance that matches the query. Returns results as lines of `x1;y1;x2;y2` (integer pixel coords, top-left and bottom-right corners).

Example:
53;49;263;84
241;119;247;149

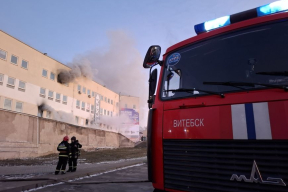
0;109;134;160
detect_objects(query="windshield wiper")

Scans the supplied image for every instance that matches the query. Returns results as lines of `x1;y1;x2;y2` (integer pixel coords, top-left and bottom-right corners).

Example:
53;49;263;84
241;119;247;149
203;81;254;90
256;71;288;76
165;88;225;98
203;81;288;91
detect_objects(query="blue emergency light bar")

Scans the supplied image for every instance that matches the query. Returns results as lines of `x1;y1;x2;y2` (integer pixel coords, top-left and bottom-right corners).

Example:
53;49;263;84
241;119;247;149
194;0;288;35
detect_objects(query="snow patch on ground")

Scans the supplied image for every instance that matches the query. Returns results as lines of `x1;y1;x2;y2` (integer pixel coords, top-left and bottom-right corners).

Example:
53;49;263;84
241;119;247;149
94;156;146;165
0;173;48;180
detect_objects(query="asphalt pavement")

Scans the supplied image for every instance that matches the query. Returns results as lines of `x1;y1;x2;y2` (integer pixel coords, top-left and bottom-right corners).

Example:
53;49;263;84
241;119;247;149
0;157;150;192
28;164;154;192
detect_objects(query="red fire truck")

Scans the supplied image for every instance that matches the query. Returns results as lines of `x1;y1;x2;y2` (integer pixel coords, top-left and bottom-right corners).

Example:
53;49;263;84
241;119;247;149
143;1;288;192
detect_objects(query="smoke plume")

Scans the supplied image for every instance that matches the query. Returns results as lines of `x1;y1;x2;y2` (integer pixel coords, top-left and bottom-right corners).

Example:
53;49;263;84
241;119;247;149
38;103;75;124
91;114;132;132
74;30;149;127
57;60;94;84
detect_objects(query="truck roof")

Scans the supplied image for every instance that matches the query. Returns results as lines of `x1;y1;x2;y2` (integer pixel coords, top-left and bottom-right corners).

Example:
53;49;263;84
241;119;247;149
165;8;288;56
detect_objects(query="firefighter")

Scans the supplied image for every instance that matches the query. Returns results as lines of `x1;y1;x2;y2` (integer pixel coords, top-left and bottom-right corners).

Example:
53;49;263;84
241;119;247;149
67;136;82;172
55;136;71;175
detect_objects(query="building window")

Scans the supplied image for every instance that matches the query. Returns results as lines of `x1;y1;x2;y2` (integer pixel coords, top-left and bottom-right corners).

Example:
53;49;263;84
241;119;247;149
92;91;95;97
16;102;23;112
105;97;107;102
116;102;119;107
108;99;110;104
46;111;51;118
77;85;81;92
75;116;79;124
125;104;127;108
50;72;55;80
107;111;110;116
4;98;12;110
111;100;113;105
104;109;106;115
133;105;136;109
48;90;53;99
76;100;80;108
101;95;103;100
0;49;6;60
111;112;113;117
83;87;86;94
86;103;90;112
86;119;89;125
63;95;67;104
91;105;94;113
87;89;91;96
82;102;85;110
42;69;48;77
18;80;26;91
7;77;15;88
100;108;103;114
56;93;60;102
0;74;3;85
11;55;18;65
40;88;46;97
21;60;28;69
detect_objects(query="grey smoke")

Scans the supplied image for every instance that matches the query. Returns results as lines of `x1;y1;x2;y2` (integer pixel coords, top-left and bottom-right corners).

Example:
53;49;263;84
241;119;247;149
57;60;94;84
74;30;149;127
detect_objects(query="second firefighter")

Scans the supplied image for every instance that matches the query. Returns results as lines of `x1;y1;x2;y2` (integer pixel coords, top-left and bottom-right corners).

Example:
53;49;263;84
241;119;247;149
67;136;82;172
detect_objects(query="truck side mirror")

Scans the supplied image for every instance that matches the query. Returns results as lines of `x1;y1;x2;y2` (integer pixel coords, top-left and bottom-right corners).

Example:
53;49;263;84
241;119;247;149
143;46;161;68
148;68;158;108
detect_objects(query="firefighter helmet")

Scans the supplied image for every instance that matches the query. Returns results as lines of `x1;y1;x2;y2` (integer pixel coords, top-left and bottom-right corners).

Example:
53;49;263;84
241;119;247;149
63;136;69;141
71;136;76;140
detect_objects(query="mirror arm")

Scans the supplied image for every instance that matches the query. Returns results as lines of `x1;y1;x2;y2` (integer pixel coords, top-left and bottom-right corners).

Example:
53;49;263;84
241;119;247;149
157;60;163;66
147;99;153;104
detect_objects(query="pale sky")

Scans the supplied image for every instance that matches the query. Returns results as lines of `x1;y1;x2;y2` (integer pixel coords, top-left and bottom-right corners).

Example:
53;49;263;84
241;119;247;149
0;0;273;64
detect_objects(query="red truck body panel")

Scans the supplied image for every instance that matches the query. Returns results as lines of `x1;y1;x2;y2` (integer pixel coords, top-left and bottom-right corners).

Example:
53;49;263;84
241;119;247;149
150;10;288;192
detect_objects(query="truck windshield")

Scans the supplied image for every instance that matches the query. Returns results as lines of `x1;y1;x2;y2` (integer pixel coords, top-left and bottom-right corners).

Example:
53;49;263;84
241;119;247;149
162;19;288;99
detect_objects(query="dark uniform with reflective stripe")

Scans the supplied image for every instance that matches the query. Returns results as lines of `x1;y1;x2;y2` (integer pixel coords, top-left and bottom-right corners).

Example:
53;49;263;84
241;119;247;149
68;140;82;172
55;141;70;174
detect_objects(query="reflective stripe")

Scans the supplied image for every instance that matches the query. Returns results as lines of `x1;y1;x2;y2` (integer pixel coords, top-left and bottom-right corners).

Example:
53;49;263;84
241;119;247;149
58;147;67;149
231;104;248;139
59;155;68;157
252;102;272;139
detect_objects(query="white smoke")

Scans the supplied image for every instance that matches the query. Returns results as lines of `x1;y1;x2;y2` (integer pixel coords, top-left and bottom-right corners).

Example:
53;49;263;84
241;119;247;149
39;103;131;132
90;114;132;133
38;103;75;124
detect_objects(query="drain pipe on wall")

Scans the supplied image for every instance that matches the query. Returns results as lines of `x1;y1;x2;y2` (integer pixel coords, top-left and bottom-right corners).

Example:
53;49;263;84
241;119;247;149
36;116;39;147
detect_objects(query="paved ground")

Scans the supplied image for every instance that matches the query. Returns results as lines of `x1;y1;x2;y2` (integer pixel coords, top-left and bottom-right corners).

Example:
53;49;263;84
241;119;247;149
0;157;145;176
0;148;147;166
0;157;148;192
31;164;154;192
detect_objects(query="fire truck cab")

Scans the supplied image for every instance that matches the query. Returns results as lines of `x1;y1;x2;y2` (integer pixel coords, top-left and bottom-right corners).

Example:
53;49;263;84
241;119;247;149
144;1;288;192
